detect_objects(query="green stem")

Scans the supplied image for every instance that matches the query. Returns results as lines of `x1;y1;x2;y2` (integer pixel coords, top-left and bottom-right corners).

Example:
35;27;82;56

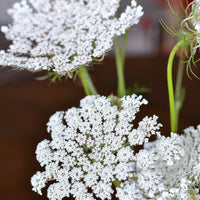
79;66;98;95
79;66;90;95
167;39;184;132
174;52;185;131
175;52;185;100
121;30;129;68
114;31;128;97
84;70;98;95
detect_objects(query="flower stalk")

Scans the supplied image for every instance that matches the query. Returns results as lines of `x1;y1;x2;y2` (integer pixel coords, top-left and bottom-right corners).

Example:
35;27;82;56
174;50;186;132
115;31;129;97
79;66;98;95
167;39;185;132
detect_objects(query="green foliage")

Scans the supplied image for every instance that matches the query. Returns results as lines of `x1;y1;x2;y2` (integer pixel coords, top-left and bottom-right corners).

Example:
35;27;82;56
126;82;151;95
36;71;68;82
113;179;122;187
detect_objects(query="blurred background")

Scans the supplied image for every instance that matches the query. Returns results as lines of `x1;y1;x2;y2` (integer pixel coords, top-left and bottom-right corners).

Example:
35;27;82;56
0;0;199;200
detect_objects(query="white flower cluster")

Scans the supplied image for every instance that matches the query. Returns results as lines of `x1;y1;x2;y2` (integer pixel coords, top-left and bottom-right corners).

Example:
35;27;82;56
124;125;200;200
183;0;200;53
191;0;200;34
31;94;162;200
0;0;143;75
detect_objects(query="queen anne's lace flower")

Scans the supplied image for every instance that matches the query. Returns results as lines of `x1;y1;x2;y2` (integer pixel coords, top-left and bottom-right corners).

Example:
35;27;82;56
123;125;200;200
0;0;143;75
191;0;200;35
31;94;162;200
31;94;200;199
181;0;200;55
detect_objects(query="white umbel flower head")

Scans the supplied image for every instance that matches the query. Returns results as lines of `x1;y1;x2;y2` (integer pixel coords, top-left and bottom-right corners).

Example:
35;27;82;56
124;125;200;200
191;0;200;38
0;0;143;75
178;0;200;61
31;94;162;200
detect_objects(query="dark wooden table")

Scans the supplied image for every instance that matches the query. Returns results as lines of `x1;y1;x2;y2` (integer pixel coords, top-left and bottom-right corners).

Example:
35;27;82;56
0;57;199;200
